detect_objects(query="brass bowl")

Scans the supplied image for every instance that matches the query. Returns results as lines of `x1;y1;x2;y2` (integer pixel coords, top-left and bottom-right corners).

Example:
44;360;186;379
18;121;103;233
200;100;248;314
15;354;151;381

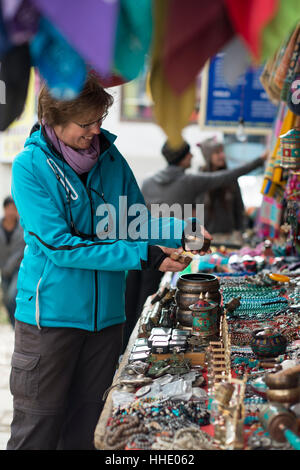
266;387;300;404
265;371;299;389
175;273;221;327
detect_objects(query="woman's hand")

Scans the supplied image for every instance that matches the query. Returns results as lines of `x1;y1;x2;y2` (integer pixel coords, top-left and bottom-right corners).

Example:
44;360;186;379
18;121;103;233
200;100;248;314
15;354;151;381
157;246;191;272
200;227;212;255
184;226;213;255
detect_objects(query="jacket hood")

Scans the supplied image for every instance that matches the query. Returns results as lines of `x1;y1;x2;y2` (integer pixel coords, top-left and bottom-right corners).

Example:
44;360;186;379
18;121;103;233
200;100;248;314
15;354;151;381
152;165;185;184
25;122;117;160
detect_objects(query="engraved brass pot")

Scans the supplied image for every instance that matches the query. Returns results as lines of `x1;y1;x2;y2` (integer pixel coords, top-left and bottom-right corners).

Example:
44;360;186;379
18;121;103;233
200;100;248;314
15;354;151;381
175;273;221;327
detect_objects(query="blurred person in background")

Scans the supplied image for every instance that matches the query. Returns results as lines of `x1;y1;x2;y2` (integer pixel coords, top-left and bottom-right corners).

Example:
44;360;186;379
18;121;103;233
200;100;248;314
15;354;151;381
0;196;25;328
197;138;267;245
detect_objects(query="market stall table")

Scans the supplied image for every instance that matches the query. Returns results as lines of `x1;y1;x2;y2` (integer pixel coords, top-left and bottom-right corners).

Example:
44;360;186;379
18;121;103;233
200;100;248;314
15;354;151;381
94;271;300;451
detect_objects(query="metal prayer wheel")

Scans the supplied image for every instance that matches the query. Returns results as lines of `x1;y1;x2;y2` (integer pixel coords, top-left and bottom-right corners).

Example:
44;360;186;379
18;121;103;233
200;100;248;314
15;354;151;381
279;127;300;169
259;403;298;443
189;293;218;338
175;273;221;328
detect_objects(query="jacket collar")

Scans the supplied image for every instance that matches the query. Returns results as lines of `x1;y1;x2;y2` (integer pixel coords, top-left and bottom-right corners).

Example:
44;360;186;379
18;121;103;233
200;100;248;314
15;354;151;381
27;122;117;161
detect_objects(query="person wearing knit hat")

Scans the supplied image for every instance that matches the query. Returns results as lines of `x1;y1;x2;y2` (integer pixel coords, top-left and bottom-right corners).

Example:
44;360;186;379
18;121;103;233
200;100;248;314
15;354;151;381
197;137;225;171
123;136;267;352
196;137;268;245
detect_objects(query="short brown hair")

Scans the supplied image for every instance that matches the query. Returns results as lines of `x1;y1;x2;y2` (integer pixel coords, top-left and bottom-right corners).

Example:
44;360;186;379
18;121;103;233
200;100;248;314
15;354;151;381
38;73;114;127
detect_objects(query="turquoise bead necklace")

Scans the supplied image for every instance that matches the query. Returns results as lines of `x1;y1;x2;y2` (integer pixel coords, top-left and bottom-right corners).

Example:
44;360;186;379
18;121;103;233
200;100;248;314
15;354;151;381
222;284;288;320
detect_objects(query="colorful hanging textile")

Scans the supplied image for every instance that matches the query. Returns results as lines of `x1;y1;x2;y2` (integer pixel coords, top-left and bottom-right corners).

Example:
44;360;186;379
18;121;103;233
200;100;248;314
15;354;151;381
261;0;300;62
113;0;153;81
31;0;119;78
163;0;234;94
1;0;39;46
149;0;196;149
0;44;31;131
224;0;279;60
256;195;283;239
284;173;300;254
260;32;293;104
280;28;300;102
261;107;296;197
89;70;127;88
0;4;11;58
270;24;300;96
30;17;87;100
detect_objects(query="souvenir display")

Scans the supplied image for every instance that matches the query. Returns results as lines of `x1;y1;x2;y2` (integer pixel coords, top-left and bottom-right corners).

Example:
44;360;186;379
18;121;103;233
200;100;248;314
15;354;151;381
280;128;300;170
95;261;300;451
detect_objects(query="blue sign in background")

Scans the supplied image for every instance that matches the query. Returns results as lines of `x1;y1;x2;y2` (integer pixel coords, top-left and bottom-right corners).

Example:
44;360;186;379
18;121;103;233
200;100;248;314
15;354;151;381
205;53;278;128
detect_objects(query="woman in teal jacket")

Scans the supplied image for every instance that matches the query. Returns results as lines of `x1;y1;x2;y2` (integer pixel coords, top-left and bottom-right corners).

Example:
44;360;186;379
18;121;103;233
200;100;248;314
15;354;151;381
7;73;196;450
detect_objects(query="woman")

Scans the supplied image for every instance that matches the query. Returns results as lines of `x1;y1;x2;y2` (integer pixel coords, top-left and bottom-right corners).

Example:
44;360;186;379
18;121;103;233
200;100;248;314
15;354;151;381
197;138;267;245
6;73;202;450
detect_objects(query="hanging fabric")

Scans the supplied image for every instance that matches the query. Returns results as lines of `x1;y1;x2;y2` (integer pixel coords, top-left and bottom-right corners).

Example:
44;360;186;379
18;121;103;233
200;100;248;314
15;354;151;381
89;69;127;88
113;0;153;81
30;0;119;78
261;0;300;61
261;107;296;198
0;3;11;58
257;195;283;239
162;0;234;94
270;24;300;96
0;43;31;131
1;0;39;46
30;17;87;100
149;0;196;149
224;0;279;61
280;26;300;103
260;35;292;104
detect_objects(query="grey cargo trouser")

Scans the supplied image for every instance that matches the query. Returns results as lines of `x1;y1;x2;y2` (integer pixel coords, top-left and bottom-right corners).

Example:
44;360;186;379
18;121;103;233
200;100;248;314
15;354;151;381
6;320;123;450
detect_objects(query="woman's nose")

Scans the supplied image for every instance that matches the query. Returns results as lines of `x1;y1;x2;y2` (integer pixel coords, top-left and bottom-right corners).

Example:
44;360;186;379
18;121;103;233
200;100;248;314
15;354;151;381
90;123;101;134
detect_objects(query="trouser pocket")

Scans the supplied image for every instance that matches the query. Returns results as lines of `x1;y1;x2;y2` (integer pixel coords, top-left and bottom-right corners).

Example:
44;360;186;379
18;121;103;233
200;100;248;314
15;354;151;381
10;351;40;399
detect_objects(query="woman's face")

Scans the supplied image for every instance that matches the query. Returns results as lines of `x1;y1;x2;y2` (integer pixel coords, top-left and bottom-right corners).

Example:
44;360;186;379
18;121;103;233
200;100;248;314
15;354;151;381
4;202;18;223
210;147;226;169
54;110;104;150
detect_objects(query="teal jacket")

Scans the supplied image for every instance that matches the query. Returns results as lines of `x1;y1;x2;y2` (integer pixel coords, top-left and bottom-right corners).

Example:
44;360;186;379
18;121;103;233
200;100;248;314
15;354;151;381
11;126;185;331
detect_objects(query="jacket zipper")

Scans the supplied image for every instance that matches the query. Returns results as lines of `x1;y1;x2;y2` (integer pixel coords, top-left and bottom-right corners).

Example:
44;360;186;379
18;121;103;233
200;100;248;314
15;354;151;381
86;187;98;332
48;155;99;331
43;140;105;332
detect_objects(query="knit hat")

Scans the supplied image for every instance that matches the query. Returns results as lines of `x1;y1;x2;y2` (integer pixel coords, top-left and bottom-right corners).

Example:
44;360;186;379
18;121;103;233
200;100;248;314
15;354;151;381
197;138;224;168
161;140;191;165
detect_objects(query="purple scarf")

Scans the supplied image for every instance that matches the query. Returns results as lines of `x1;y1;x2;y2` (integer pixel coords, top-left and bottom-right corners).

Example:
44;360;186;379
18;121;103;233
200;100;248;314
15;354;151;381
43;122;100;175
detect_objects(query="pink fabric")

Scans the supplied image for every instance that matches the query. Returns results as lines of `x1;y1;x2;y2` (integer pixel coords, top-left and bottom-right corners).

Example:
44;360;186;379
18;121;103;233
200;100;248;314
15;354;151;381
43;123;100;175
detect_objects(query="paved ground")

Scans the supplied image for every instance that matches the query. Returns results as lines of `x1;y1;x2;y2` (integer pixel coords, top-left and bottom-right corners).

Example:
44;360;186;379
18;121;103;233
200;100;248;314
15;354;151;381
0;320;14;450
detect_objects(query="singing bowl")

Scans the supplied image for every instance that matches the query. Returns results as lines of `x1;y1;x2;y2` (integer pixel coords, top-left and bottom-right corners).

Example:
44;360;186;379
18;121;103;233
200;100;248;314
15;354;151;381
266;387;300;404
